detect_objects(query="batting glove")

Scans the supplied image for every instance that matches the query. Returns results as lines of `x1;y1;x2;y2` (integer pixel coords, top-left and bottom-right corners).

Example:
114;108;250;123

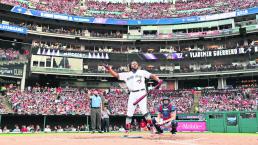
158;80;163;85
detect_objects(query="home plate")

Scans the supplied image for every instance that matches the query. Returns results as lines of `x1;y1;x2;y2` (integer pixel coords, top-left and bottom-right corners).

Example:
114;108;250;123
122;135;143;138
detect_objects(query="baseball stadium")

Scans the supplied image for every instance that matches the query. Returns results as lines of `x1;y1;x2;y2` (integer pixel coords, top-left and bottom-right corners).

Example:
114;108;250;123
0;0;257;145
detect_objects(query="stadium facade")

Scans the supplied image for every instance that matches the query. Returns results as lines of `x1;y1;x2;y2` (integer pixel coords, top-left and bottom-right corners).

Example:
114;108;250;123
0;1;257;133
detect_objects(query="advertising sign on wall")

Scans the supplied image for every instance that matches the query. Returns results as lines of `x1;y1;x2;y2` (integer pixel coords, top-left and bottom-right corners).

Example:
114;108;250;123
177;121;207;132
0;65;24;77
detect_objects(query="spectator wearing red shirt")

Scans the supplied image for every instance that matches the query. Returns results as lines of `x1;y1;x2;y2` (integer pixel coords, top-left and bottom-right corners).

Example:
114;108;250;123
21;125;28;133
140;119;147;132
56;87;62;94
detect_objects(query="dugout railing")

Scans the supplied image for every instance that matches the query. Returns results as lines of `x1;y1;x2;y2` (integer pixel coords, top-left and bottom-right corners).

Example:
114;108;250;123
0;111;257;133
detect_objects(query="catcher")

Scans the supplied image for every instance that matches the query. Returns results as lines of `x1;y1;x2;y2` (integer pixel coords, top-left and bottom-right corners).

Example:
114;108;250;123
151;96;178;135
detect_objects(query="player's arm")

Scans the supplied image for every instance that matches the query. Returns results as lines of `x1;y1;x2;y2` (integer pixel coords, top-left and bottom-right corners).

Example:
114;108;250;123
160;110;176;125
150;74;163;90
104;65;119;78
150;74;161;82
143;70;162;83
107;109;111;115
164;111;176;124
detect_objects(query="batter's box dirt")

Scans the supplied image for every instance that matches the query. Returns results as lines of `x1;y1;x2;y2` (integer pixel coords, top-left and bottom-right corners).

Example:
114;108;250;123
0;133;257;145
72;133;200;141
72;135;121;140
143;134;194;140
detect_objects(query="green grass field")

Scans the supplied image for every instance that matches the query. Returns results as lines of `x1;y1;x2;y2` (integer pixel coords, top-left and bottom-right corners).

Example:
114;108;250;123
0;132;257;136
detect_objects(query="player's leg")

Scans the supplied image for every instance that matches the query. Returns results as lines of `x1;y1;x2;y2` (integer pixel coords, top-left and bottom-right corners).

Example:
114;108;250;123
91;109;96;133
126;93;137;131
138;91;148;118
106;118;110;132
151;117;163;134
101;118;104;132
138;92;153;130
125;117;132;131
96;108;102;133
170;120;178;134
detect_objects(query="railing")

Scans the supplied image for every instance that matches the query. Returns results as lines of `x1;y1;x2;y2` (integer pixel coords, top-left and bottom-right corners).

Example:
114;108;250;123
31;67;83;74
0;60;28;65
31;66;258;77
128;25;258;40
27;24;258;41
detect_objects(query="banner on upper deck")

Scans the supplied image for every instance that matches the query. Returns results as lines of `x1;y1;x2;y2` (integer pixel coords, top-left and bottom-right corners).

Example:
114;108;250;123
33;48;109;60
11;6;258;25
0;24;27;34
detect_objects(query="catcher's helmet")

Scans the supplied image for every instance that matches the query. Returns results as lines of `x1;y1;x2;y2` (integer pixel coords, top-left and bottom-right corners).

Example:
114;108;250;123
162;96;170;103
162;96;170;106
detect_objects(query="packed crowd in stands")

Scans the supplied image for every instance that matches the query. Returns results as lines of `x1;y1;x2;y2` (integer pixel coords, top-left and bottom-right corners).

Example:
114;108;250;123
1;0;257;19
5;86;257;115
0;86;257;133
200;64;245;72
7;86;193;115
9;19;237;39
9;21;124;38
30;38;257;54
199;89;257;112
7;18;125;39
8;87;90;114
0;96;6;113
88;62;258;75
41;26;84;36
90;31;123;38
155;63;258;73
0;48;21;61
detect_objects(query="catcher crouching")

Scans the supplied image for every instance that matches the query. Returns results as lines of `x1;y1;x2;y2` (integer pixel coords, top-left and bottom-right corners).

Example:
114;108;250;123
151;96;178;135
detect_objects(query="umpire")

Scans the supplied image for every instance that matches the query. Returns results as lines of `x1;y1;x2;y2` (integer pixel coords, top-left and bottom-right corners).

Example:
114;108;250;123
90;90;103;133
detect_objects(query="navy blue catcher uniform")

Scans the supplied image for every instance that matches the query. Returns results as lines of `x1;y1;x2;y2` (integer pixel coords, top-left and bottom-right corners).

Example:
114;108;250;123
151;97;178;134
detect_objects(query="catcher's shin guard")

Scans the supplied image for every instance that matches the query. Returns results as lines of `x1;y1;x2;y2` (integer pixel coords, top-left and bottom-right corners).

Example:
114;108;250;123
151;117;163;134
170;120;178;134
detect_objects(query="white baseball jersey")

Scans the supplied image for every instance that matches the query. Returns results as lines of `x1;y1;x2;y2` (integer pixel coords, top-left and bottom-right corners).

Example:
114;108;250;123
118;70;151;117
118;70;151;91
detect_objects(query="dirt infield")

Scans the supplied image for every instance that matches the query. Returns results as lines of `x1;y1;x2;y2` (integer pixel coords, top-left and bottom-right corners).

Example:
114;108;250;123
0;132;257;145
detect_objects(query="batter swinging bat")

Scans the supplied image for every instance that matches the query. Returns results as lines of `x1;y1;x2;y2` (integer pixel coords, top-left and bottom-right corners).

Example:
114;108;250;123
133;80;163;105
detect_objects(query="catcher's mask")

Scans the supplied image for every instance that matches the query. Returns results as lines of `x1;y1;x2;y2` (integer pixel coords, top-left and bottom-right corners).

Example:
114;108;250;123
162;96;170;106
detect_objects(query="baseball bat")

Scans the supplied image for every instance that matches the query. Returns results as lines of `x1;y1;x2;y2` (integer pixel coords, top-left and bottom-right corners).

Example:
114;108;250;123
133;80;163;105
